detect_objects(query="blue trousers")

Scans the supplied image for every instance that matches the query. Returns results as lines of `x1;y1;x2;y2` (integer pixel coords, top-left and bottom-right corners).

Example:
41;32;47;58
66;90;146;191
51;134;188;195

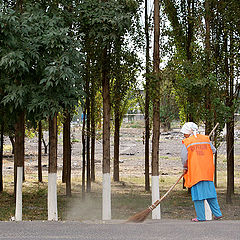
194;198;222;221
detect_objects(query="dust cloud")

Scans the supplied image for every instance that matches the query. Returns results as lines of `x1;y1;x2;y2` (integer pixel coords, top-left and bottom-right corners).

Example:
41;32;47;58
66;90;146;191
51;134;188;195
65;194;102;221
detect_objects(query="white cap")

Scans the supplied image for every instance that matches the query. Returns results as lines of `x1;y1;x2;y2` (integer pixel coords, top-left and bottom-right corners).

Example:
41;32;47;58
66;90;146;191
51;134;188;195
180;122;198;137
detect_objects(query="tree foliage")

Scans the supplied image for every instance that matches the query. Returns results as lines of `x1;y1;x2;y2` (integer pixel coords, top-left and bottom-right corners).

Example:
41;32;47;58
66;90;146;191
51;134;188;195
162;0;240;127
0;1;85;126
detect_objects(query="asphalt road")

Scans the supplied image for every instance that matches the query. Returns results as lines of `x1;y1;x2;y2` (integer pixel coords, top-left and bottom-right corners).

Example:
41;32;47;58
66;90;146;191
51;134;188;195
0;220;239;240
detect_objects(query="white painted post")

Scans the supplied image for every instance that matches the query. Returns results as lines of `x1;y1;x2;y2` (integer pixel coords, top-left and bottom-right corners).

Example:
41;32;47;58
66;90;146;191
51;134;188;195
15;167;23;221
151;175;161;219
204;200;212;220
48;173;58;221
102;173;111;220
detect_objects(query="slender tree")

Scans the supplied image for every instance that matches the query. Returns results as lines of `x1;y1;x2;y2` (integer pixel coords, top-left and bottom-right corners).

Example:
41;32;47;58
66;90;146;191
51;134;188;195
90;84;96;182
65;112;72;197
38;121;42;182
113;38;121;182
62;111;72;196
48;113;58;220
225;30;234;204
86;49;91;192
144;0;151;191
102;46;111;220
62;118;67;184
113;104;120;182
15;111;25;221
82;108;86;199
151;0;161;220
204;0;213;134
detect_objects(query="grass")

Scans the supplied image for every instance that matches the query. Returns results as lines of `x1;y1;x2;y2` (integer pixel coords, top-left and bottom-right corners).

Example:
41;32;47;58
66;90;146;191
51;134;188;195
0;191;15;220
123;121;145;129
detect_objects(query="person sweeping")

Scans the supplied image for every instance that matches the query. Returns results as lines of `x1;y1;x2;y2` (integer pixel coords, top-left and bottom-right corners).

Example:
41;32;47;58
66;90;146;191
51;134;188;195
127;122;222;223
180;122;223;222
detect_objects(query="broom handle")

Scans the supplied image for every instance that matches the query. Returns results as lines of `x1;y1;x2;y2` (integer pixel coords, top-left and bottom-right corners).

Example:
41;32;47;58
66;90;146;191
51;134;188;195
149;123;219;211
149;173;184;211
208;123;219;139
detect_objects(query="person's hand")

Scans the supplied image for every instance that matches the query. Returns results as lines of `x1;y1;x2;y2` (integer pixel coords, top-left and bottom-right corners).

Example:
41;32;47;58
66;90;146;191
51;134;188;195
183;169;188;175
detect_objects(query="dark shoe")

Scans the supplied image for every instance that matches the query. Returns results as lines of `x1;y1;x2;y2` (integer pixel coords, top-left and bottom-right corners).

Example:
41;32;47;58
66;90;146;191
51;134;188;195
214;216;223;220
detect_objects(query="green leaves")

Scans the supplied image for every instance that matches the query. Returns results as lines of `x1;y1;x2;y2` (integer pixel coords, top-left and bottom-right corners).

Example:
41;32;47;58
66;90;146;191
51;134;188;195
0;51;29;75
2;84;30;109
0;2;84;122
77;0;140;45
0;0;142;127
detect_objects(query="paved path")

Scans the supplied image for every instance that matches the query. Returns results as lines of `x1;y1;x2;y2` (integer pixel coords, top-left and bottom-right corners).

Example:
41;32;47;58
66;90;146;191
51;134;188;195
0;220;239;240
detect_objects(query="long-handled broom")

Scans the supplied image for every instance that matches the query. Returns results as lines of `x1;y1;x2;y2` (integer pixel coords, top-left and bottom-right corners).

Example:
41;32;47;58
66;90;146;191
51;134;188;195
127;123;219;223
127;173;184;223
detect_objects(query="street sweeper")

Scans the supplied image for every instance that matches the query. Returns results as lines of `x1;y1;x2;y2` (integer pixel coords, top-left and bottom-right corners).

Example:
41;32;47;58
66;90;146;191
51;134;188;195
180;122;223;222
127;122;222;223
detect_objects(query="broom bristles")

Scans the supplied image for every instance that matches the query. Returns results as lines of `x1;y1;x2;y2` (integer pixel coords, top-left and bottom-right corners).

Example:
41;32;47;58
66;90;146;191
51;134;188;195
127;173;185;223
127;208;151;223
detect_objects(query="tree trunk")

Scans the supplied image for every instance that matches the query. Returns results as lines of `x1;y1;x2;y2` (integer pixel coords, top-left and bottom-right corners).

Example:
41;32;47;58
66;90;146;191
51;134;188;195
204;0;213;135
204;2;214;216
226;120;234;203
0;123;3;192
152;0;160;172
62;116;67;184
214;147;217;187
185;1;194;192
48;113;58;221
113;107;120;182
14;2;24;220
38;121;42;182
226;31;234;204
42;137;48;154
229;32;234;195
65;112;71;196
113;35;122;183
151;0;161;220
213;4;221;189
62;112;72;189
186;0;194;122
84;43;91;193
86;93;91;192
186;0;193;62
82;109;86;198
14;111;25;221
144;0;150;192
90;92;96;182
9;136;15;154
102;47;111;220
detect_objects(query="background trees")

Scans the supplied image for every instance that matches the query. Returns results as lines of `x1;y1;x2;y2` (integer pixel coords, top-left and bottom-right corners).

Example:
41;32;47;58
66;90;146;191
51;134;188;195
161;0;240;203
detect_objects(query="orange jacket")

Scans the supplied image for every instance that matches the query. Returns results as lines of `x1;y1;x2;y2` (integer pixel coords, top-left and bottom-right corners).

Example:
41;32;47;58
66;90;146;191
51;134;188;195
183;134;214;188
